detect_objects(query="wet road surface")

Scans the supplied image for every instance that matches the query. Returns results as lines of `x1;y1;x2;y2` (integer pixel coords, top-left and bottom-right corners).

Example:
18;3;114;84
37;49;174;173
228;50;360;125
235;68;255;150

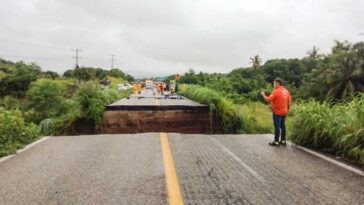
0;133;363;205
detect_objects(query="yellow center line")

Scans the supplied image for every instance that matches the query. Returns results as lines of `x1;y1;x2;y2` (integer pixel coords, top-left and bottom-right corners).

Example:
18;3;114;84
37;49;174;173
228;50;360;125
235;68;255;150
160;132;184;205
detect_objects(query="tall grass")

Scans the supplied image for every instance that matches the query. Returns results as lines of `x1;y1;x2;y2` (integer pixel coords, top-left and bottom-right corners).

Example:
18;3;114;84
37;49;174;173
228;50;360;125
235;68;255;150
180;84;243;133
290;94;364;164
0;109;39;157
181;84;283;134
237;102;273;134
39;84;131;135
182;84;364;164
39;99;82;135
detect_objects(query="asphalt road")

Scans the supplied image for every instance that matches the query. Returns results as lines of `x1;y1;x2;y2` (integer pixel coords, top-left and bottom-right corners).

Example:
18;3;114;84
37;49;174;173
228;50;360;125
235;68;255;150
0;133;363;205
109;91;205;107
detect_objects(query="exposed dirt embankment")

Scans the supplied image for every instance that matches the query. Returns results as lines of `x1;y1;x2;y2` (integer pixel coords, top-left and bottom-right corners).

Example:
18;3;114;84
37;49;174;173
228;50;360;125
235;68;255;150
101;109;212;134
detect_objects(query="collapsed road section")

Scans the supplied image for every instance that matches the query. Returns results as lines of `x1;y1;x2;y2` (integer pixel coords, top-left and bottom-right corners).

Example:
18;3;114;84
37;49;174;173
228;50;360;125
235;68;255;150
101;92;212;134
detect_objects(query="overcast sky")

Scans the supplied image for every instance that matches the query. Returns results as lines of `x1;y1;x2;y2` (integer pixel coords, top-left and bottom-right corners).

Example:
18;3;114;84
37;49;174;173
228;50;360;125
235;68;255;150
0;0;363;78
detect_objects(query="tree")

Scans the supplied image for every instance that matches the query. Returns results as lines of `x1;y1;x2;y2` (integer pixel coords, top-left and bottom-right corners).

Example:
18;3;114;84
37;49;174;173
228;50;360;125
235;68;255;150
307;46;322;59
63;69;74;78
75;83;106;124
262;59;290;83
95;68;108;79
62;67;134;82
109;68;126;78
327;42;364;99
0;110;39;157
332;40;351;54
42;71;60;79
26;79;66;123
0;61;41;97
250;55;262;69
77;67;96;81
181;69;199;84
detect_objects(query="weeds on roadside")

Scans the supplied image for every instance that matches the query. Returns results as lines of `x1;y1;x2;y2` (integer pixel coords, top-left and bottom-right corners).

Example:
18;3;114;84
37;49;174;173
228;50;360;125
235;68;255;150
290;94;364;164
0;109;39;157
181;84;249;134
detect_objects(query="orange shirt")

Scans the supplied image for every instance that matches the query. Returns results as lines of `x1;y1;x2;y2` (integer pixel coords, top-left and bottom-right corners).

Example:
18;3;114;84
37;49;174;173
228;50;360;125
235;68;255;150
137;83;142;92
267;86;291;116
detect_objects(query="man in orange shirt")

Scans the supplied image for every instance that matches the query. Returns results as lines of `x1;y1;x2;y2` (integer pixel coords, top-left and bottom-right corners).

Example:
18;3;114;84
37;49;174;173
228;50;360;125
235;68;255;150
159;82;164;95
261;78;291;146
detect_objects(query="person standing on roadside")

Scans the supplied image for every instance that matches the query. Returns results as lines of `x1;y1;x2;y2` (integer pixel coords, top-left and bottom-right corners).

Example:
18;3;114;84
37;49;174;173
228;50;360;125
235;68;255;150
137;82;142;94
153;83;157;96
261;78;291;146
160;82;164;95
174;83;178;93
132;83;138;94
157;83;161;93
182;83;186;93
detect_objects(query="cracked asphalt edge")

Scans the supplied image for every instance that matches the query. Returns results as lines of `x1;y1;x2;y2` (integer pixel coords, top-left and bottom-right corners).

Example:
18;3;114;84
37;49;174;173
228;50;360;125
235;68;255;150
0;136;50;164
264;134;364;177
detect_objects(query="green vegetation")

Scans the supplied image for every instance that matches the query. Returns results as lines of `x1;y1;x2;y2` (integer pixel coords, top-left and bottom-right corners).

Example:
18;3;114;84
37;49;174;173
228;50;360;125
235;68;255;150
0;59;133;156
76;83;107;125
181;85;274;134
178;40;364;164
63;67;134;82
26;79;67;123
182;83;363;164
0;61;41;98
3;96;21;110
1;39;364;165
180;84;243;133
237;102;273;134
75;83;128;125
180;41;364;103
0;109;39;157
39;85;130;136
290;95;364;164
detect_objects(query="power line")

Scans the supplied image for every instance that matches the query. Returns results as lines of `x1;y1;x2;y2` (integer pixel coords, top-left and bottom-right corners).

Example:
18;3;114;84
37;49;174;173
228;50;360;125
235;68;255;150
111;54;116;69
0;38;125;70
72;49;82;68
0;37;70;51
0;55;70;59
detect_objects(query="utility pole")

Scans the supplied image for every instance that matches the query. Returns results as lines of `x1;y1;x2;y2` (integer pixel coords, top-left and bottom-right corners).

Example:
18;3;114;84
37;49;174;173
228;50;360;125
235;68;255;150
72;49;82;82
111;54;116;69
72;49;82;68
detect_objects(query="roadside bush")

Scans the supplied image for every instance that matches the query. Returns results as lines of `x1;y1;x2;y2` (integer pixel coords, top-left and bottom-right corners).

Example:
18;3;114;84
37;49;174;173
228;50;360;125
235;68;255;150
3;96;21;110
290;94;364;164
39;84;130;135
103;87;127;104
336;94;364;163
0;109;39;157
180;84;243;133
237;102;273;134
39;99;82;135
75;83;107;125
0;62;40;98
63;79;79;98
26;79;66;123
106;76;127;88
76;83;130;125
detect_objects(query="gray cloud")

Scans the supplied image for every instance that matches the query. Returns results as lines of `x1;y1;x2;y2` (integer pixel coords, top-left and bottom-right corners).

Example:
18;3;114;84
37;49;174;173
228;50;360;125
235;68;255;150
0;0;363;78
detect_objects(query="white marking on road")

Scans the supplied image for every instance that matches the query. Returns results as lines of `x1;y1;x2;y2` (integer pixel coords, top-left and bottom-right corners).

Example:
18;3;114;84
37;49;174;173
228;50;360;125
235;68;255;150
296;145;364;177
265;134;364;177
209;137;267;184
0;136;50;164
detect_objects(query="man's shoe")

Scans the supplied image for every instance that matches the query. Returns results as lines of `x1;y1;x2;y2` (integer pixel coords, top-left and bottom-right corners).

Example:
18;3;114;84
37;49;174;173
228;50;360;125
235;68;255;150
279;140;287;146
269;141;279;146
